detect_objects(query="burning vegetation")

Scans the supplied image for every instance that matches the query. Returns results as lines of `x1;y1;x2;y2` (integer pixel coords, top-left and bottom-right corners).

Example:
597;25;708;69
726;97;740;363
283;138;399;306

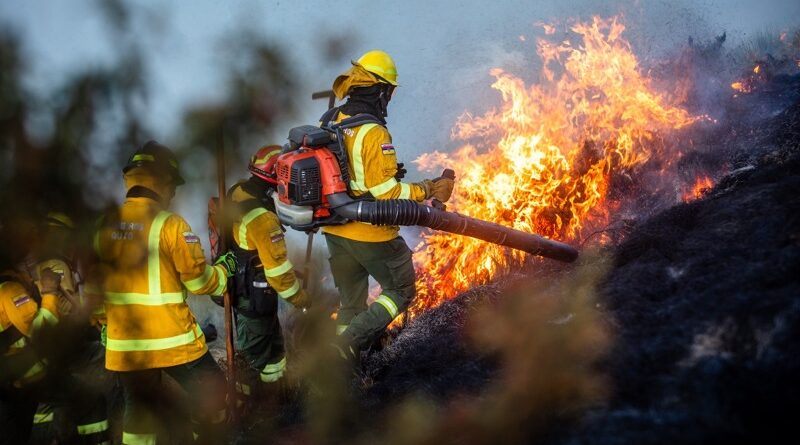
359;37;800;445
730;29;800;96
682;175;714;202
409;16;704;319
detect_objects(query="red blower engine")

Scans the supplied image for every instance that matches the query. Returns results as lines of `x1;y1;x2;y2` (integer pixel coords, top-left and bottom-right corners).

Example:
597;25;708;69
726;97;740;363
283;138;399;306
272;120;579;263
273;124;352;230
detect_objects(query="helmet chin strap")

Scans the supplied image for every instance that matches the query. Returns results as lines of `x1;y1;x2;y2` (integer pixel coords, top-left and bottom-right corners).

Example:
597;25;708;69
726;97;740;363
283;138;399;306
244;175;275;203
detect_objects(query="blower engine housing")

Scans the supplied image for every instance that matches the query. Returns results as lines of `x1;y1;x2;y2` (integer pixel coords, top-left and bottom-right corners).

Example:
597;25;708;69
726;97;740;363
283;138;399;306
273;125;350;231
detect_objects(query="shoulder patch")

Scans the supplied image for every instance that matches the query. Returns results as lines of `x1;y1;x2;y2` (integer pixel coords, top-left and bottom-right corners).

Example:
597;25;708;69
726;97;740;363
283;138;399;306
13;295;32;307
381;144;396;155
183;231;201;244
269;229;284;243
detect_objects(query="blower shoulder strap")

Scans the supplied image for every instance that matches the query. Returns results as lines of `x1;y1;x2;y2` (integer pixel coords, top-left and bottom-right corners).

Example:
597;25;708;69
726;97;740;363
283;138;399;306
319;107;340;127
320;107;384;131
335;113;384;130
237;199;263;215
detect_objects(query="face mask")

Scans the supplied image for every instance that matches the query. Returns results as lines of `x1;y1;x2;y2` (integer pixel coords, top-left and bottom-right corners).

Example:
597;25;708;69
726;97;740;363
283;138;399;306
378;84;395;117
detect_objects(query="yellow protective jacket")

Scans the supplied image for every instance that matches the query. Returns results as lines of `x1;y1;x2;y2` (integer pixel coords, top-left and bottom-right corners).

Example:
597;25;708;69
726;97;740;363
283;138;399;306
230;183;305;303
93;195;228;371
0;272;60;387
322;112;427;242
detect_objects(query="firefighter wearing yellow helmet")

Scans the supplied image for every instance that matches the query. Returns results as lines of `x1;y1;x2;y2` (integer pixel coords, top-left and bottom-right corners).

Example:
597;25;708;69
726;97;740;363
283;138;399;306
23;211;115;443
24;212;82;319
90;141;232;444
1;222;109;444
323;50;455;359
226;145;309;406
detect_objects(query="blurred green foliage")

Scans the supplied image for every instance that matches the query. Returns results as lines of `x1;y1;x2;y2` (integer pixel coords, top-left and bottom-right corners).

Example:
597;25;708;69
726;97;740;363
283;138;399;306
0;1;299;270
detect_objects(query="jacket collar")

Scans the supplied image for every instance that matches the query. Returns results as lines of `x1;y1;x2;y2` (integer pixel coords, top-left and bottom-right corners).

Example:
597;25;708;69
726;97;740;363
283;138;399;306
125;186;165;207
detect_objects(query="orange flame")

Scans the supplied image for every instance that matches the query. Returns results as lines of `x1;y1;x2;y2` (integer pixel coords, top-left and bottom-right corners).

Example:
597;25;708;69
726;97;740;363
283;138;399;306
731;81;750;93
402;16;700;320
682;176;714;202
730;65;762;95
541;23;556;35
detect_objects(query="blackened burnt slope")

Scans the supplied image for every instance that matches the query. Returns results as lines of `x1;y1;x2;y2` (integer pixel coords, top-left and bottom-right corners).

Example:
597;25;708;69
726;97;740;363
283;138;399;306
581;106;800;443
359;283;504;408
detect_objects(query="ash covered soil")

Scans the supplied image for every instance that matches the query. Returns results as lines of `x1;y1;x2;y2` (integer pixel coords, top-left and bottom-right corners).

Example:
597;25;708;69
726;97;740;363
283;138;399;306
357;80;800;443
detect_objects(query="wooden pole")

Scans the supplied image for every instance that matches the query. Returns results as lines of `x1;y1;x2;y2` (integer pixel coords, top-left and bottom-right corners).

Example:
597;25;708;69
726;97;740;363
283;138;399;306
311;90;336;110
216;131;238;422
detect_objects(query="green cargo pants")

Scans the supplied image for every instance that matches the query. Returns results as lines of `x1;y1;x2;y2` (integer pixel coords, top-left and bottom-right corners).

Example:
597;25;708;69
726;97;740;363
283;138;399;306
118;352;227;445
234;311;286;386
325;233;416;350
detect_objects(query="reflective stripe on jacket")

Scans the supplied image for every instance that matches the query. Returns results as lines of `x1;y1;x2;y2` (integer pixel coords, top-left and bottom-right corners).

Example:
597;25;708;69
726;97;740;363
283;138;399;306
230;185;305;301
1;276;57;386
322;112;427;242
94;196;227;371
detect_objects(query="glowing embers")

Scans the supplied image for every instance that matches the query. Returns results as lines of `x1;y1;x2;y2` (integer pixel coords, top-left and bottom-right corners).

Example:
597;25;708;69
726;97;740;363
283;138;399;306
682;176;714;203
731;64;766;95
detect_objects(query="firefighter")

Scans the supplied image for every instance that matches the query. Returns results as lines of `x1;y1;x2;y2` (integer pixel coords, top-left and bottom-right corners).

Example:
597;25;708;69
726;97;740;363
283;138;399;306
91;141;234;444
1;231;109;445
322;50;454;358
227;145;310;405
25;212;113;444
26;213;83;320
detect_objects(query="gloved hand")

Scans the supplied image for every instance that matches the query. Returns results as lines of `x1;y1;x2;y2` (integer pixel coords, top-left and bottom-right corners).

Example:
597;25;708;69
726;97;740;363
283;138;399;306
431;176;455;202
99;324;107;347
39;268;63;294
416;179;434;199
425;175;455;202
214;251;237;278
394;162;407;180
286;288;311;310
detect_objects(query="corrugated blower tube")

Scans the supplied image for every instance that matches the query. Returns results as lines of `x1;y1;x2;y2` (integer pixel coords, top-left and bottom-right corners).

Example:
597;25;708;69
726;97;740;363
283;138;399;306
326;192;579;263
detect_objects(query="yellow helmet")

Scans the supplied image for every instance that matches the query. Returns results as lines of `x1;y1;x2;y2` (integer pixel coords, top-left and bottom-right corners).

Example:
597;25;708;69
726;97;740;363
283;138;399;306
354;50;398;86
45;212;75;230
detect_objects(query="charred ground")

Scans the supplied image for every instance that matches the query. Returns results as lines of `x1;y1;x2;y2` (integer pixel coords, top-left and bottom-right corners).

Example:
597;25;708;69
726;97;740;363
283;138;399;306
352;75;800;444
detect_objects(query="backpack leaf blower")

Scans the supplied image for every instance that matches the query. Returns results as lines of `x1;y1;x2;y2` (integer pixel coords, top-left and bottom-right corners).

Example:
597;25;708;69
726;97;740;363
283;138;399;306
271;116;579;263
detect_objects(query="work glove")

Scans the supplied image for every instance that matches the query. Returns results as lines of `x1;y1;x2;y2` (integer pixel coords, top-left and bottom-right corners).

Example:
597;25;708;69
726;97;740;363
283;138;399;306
415;179;433;200
39;268;63;294
286;288;311;310
394;162;407;180
426;176;455;203
214;251;237;278
99;324;107;347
